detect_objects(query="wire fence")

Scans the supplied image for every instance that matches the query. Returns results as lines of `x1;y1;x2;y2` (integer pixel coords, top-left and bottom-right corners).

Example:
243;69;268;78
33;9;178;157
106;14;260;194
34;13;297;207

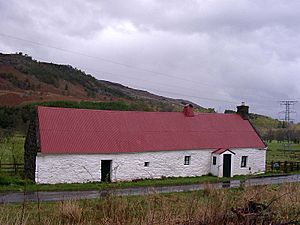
267;161;300;173
0;162;24;175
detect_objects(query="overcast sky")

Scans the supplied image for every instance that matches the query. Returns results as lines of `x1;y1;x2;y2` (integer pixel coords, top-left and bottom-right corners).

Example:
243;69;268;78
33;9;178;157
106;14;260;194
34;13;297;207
0;0;300;121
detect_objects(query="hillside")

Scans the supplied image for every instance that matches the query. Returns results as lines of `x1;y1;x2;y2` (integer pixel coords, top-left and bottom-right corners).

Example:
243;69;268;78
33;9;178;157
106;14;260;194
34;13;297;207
1;52;295;139
0;53;205;112
225;109;282;129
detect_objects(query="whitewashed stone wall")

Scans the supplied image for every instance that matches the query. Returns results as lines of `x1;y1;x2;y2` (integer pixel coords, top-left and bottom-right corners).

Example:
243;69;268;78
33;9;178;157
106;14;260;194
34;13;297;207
35;150;212;184
35;148;266;184
232;148;266;176
210;154;219;176
210;148;266;177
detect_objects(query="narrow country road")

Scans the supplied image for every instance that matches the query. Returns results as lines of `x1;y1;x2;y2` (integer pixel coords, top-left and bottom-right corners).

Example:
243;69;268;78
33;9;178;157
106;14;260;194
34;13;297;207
1;174;300;204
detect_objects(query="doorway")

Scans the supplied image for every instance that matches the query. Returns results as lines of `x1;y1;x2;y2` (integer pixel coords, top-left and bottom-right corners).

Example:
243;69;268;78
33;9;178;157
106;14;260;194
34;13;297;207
101;160;112;182
223;154;232;177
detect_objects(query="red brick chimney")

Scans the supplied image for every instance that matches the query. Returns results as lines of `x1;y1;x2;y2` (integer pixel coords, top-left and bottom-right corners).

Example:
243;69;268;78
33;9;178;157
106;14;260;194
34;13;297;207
183;104;194;117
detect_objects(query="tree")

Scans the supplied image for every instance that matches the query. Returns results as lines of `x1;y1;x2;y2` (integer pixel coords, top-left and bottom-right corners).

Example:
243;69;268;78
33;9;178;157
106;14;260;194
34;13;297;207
265;128;275;142
274;129;285;143
293;129;300;144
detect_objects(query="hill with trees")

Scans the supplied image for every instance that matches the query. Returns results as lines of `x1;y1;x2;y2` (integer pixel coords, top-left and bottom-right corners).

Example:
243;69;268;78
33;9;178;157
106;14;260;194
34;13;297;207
0;53;211;134
225;109;300;143
1;52;299;142
0;53;205;112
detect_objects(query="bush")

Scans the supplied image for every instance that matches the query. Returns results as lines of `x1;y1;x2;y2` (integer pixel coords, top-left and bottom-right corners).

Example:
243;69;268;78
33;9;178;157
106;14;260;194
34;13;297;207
0;100;153;131
0;174;27;185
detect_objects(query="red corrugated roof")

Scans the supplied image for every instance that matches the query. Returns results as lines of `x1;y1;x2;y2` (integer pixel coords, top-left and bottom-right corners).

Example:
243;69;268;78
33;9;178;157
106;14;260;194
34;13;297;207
37;106;266;154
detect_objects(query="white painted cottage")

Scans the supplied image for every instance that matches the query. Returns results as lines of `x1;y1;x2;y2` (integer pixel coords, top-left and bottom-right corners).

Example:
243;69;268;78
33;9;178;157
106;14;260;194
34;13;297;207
24;104;267;184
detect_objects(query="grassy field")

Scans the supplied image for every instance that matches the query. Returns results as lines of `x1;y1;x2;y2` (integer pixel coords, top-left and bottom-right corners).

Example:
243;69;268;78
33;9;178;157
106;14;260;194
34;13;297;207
266;141;300;162
0;174;235;192
0;135;25;164
0;183;299;224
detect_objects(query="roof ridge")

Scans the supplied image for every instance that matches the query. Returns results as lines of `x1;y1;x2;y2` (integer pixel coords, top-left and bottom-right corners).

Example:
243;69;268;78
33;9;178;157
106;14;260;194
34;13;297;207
38;106;241;116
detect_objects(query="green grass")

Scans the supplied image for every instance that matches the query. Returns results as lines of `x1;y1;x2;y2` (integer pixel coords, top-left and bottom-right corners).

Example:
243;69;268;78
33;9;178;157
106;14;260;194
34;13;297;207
0;135;25;164
266;141;300;162
0;174;233;192
1;171;297;193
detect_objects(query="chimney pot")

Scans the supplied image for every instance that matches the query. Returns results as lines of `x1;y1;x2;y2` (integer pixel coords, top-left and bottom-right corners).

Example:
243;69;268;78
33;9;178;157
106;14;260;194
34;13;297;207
183;104;194;117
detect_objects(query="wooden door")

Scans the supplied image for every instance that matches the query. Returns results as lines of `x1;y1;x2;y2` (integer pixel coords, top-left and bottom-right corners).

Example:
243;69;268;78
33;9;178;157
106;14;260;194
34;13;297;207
223;154;231;177
101;160;112;182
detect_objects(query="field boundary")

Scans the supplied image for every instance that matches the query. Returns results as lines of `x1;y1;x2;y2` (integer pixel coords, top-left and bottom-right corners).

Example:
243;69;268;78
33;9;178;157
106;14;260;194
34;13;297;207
266;161;300;173
0;163;24;175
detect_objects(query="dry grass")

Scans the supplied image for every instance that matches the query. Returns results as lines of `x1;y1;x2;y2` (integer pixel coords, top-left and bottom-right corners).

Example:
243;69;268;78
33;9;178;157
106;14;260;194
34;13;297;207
0;183;300;225
60;201;83;224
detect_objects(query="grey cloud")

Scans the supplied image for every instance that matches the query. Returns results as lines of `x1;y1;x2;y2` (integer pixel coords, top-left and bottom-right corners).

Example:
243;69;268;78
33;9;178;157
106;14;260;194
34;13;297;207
0;0;300;120
98;0;300;33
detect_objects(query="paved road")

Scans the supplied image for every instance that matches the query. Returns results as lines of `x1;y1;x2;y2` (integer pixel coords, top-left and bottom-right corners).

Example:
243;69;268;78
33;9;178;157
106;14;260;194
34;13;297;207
1;174;300;204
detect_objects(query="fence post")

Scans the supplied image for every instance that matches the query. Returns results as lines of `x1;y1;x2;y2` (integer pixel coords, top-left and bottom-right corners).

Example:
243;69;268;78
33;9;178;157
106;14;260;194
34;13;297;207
271;161;274;171
283;161;287;173
13;159;17;175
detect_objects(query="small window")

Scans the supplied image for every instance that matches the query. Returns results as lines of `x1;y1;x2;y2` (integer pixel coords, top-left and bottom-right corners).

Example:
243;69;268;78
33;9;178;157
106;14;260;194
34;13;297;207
184;156;191;165
144;162;149;167
212;156;217;165
241;156;248;167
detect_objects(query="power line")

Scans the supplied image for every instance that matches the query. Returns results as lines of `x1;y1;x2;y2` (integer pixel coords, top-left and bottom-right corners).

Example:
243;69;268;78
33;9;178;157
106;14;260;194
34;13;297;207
0;44;242;106
279;100;297;123
0;33;288;104
74;65;291;107
83;67;287;106
133;86;239;104
0;33;214;88
83;67;206;95
3;32;288;105
82;67;239;104
77;66;239;104
279;100;297;152
2;50;238;104
3;43;243;105
0;33;292;109
0;47;281;108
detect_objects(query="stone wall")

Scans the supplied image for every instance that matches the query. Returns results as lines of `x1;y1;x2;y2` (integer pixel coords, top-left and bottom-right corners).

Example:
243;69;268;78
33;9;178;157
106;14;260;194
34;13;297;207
35;148;266;184
232;148;266;176
210;148;266;177
36;150;212;184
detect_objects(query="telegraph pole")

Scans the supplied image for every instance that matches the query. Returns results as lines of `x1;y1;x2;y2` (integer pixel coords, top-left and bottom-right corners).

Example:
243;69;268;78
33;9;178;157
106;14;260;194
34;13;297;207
279;100;297;153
